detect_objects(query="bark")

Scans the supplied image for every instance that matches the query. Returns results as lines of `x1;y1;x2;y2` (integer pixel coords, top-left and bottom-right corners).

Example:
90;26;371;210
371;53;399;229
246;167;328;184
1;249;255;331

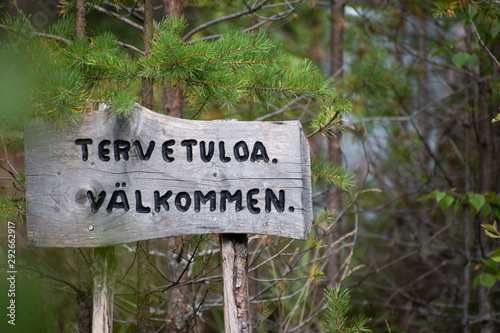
163;0;183;17
325;0;345;285
163;86;184;118
220;234;250;333
141;0;154;109
76;0;86;38
92;247;116;333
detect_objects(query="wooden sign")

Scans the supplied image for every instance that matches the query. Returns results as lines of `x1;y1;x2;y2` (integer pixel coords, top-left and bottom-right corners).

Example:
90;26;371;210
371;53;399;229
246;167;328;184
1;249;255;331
25;105;312;247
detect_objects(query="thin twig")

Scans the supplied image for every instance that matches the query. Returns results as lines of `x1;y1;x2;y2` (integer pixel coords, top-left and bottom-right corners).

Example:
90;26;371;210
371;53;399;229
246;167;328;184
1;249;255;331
465;5;500;68
188;0;306;44
307;111;340;138
254;96;305;121
118;41;146;56
90;4;145;32
0;24;145;55
182;0;271;41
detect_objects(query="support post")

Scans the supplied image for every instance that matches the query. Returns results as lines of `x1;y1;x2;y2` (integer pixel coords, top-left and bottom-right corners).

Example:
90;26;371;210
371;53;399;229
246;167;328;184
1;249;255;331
220;234;250;333
92;246;116;333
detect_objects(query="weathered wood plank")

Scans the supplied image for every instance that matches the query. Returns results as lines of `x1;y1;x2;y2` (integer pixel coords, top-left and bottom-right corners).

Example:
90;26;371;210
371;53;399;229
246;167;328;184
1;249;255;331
25;105;312;247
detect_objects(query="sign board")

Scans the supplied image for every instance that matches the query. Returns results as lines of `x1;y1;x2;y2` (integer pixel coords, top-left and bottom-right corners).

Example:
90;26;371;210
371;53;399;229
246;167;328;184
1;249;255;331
25;105;312;247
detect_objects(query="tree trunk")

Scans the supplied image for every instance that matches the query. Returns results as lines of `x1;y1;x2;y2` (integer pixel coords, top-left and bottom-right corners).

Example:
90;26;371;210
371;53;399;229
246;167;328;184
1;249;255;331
141;0;154;109
220;234;250;333
137;1;155;332
160;2;191;330
476;59;496;333
75;3;93;332
76;0;86;39
162;0;184;118
325;0;345;285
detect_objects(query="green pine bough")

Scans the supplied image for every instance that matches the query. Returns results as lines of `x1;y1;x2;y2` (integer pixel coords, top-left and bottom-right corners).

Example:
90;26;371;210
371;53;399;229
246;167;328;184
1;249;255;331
1;14;343;121
323;286;371;333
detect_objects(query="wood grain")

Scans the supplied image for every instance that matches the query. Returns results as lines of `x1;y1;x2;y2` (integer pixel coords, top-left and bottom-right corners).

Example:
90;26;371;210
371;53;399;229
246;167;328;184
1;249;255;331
25;105;312;247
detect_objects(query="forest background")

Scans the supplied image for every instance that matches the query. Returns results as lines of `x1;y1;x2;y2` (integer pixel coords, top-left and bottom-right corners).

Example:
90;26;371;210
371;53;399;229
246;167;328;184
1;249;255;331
0;0;499;332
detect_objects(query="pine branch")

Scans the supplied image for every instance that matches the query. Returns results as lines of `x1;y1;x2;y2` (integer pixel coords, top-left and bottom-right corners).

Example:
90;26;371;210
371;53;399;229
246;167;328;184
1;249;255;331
308;111;340;138
223;60;276;65
209;44;258;64
311;155;356;191
312;171;346;186
190;95;210;119
185;53;208;59
188;78;238;90
323;286;371;333
91;62;139;77
252;85;323;92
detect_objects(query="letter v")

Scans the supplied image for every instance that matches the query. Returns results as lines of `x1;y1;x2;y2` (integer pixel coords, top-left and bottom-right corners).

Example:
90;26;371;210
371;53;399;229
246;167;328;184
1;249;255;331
87;191;106;213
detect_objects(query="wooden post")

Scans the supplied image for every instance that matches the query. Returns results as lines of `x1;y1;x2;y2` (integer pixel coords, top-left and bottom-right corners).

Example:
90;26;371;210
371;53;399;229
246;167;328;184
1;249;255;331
92;246;116;333
220;234;250;333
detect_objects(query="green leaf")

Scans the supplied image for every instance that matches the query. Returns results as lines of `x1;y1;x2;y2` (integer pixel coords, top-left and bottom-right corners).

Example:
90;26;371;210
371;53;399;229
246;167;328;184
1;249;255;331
473;275;480;289
469;193;486;213
489;248;500;263
431;47;445;58
479;273;496;289
440;196;454;211
465;54;478;69
485;192;499;204
427;42;436;55
435;191;446;202
417;190;437;201
481;258;500;275
485;230;500;239
481;223;498;234
481;202;492;218
452;52;470;69
454;197;463;214
482;258;500;273
496;208;500;220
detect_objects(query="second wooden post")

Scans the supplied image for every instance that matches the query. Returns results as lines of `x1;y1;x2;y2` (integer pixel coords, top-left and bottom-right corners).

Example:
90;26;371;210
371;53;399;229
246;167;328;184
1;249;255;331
220;234;250;333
